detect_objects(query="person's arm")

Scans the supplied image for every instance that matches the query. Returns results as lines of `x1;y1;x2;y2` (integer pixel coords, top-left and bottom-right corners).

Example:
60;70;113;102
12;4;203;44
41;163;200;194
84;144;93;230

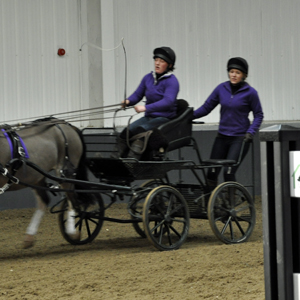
145;76;179;113
125;74;148;106
193;86;220;119
246;91;264;136
134;105;146;113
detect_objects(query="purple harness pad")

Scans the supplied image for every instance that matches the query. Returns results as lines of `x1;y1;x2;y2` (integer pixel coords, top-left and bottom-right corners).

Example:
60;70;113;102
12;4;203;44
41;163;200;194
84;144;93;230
1;129;30;159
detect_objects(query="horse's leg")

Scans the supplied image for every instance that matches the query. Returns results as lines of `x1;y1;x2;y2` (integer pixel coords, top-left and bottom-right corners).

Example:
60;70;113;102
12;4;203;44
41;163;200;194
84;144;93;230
23;189;48;249
63;188;81;241
65;203;81;241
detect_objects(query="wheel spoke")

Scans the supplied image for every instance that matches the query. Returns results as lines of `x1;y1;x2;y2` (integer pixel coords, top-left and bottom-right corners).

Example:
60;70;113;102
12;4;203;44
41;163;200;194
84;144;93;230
75;218;83;231
84;218;92;237
169;224;182;238
86;216;101;225
234;204;250;213
214;216;226;222
169;203;185;215
152;198;166;215
220;216;231;235
234;219;245;235
214;204;229;213
236;214;252;223
166;225;173;245
166;194;175;215
150;219;165;234
158;224;164;244
228;188;236;207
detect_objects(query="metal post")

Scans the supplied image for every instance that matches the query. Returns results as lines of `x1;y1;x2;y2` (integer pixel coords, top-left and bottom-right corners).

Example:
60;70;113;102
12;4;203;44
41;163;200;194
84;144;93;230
274;141;293;300
260;124;300;300
260;141;275;299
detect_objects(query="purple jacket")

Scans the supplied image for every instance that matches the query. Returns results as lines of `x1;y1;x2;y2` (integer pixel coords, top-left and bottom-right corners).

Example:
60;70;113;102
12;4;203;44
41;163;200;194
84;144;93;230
193;81;264;136
127;72;179;119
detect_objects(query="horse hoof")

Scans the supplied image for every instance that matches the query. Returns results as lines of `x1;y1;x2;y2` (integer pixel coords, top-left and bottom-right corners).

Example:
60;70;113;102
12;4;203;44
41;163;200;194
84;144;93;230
68;231;81;241
23;234;35;249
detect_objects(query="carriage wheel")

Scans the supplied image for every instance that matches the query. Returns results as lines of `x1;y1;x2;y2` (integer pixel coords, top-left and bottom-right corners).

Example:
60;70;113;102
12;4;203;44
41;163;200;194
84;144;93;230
207;181;256;244
143;186;190;251
130;179;164;238
58;193;105;245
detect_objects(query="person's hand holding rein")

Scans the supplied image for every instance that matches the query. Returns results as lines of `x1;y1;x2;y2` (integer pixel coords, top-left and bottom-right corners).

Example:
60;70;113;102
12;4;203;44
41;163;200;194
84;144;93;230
120;99;145;112
121;99;130;109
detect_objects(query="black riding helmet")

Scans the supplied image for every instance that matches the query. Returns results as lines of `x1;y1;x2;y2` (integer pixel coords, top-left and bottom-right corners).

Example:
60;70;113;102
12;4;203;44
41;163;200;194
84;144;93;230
153;47;176;66
227;57;248;74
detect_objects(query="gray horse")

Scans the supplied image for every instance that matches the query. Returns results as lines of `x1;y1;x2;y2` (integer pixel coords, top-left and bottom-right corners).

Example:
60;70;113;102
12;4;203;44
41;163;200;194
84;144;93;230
0;119;84;248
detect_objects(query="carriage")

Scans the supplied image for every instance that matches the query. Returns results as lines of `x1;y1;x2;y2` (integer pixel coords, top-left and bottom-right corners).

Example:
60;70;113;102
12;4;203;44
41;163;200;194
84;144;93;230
0;102;256;251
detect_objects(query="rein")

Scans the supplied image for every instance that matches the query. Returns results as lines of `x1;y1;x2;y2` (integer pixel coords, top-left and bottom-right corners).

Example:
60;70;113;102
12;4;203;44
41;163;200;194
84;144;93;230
0;104;125;130
0;160;132;194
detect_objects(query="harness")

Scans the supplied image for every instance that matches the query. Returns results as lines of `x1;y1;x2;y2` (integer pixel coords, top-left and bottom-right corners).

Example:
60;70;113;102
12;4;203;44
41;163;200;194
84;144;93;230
0;122;76;193
2;127;29;169
54;123;77;178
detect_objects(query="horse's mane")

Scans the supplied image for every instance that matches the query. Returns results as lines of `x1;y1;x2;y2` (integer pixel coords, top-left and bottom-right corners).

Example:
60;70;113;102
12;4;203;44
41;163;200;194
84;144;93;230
0;117;67;133
32;116;58;123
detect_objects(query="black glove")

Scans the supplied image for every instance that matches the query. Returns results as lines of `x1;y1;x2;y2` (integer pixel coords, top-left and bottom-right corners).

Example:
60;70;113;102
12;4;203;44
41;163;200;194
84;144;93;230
244;132;253;143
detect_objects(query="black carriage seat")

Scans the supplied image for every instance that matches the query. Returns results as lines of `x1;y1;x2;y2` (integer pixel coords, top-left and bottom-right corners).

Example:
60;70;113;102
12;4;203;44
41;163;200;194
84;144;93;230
202;140;246;167
157;99;193;152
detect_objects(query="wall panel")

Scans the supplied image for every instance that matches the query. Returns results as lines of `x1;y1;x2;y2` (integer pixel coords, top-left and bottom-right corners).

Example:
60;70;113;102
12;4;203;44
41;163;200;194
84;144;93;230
0;0;299;127
0;0;82;124
110;0;300;125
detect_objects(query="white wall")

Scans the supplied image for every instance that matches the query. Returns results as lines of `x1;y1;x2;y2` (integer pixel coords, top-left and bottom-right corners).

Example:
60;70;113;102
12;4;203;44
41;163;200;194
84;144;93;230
0;0;85;124
108;0;300;126
1;0;299;128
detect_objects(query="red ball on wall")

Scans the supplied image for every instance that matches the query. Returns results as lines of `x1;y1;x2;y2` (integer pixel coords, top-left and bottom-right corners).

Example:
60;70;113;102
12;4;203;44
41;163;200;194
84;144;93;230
57;48;66;56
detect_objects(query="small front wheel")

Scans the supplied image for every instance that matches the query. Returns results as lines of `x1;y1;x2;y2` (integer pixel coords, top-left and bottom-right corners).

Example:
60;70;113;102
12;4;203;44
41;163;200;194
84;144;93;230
58;193;105;245
208;182;256;244
143;186;190;251
130;179;164;238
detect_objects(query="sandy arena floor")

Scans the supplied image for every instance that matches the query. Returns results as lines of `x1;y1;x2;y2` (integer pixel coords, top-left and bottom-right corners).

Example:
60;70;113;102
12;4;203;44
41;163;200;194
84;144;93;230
0;199;264;300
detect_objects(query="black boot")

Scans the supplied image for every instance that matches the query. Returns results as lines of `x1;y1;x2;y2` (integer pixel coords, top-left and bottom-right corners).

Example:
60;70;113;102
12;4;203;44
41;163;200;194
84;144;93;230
110;137;128;159
127;139;144;160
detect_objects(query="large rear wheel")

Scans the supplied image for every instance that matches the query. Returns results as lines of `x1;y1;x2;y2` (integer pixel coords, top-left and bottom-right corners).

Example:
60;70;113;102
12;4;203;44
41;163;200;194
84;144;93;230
208;182;256;244
58;193;105;245
143;186;190;251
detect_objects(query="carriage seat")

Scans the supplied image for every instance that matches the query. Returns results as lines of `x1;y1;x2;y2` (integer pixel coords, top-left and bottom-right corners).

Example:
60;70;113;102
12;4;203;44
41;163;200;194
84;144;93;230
157;99;193;152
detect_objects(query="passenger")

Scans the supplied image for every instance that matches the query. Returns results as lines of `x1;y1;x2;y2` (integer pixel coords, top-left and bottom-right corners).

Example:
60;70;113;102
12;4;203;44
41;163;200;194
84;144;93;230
193;57;264;189
112;46;179;159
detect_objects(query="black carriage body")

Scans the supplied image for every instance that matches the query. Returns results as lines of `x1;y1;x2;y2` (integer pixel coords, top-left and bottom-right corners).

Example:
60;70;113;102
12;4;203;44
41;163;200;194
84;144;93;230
82;127;193;182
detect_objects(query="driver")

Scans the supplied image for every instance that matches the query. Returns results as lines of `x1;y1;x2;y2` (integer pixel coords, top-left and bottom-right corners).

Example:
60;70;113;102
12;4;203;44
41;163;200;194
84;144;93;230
112;46;179;159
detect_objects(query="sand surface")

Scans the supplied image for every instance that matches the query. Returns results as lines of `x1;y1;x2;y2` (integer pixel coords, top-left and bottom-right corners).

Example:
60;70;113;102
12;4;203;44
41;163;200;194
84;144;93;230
0;199;264;300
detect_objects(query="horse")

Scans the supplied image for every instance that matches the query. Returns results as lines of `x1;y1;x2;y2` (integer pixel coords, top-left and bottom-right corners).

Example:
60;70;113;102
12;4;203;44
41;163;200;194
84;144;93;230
0;118;85;249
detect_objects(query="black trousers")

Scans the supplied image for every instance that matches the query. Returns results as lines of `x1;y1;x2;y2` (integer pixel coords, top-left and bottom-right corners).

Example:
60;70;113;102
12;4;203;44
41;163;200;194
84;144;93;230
207;134;250;182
